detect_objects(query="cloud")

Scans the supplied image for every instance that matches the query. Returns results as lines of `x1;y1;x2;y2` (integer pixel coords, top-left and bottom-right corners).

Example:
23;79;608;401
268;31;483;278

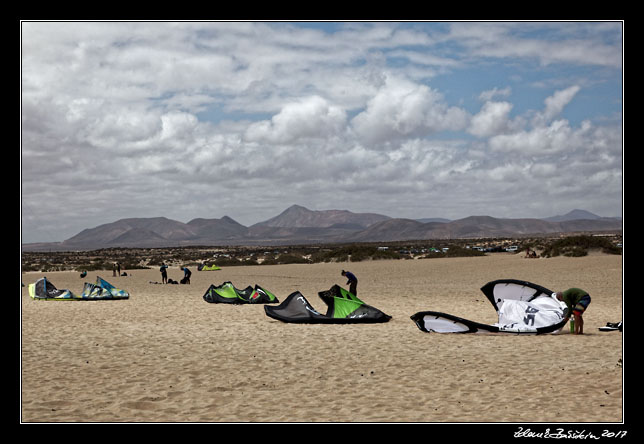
488;120;574;155
468;101;514;138
159;112;199;143
20;22;622;242
448;22;622;68
478;86;512;102
537;85;581;125
486;86;587;154
350;75;469;146
244;96;347;144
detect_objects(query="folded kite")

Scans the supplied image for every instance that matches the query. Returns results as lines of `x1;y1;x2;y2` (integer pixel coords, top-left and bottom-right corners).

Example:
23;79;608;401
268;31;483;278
203;281;278;304
265;284;391;324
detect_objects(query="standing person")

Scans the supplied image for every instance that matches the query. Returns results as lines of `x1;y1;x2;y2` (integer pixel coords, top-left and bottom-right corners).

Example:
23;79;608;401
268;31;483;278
160;263;168;284
555;288;591;335
116;262;121;276
341;270;358;296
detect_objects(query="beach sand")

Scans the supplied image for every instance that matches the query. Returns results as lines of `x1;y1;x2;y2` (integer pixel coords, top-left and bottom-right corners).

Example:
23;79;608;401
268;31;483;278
21;253;623;423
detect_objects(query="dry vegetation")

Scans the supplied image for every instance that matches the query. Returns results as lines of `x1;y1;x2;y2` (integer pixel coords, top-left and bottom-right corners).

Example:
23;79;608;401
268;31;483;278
21;234;621;273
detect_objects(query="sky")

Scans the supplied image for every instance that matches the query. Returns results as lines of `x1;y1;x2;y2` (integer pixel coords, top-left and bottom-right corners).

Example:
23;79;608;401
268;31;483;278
21;21;623;243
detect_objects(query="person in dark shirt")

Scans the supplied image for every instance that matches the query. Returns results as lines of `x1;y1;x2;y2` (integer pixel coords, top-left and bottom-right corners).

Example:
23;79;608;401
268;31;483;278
341;270;358;296
160;263;168;284
181;267;192;284
556;288;591;334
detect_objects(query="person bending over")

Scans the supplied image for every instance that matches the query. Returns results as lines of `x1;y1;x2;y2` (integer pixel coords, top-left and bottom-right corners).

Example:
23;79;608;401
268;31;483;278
556;288;591;334
341;270;358;296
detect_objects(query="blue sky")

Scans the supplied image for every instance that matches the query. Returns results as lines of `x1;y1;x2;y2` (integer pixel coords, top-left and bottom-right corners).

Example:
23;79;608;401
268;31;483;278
21;21;623;243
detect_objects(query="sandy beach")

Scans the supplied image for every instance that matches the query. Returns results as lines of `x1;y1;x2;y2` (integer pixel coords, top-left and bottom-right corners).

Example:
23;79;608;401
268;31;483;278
21;253;623;423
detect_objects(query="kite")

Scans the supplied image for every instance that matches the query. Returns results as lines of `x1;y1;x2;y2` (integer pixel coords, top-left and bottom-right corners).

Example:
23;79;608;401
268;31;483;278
29;277;76;300
198;264;221;271
264;284;391;324
410;279;567;334
29;276;129;300
80;276;130;299
202;281;279;304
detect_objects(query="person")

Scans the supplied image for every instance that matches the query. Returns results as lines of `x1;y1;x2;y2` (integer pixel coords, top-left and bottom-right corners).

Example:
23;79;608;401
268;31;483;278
555;288;591;334
160;263;168;284
181;266;192;284
341;270;358;296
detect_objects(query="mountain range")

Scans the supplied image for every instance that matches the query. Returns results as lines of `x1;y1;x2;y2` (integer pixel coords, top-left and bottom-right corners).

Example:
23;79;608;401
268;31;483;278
22;205;622;251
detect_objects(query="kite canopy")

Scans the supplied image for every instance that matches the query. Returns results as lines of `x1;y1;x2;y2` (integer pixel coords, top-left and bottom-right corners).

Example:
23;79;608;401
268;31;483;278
264;284;391;324
198;264;221;271
81;276;130;299
480;279;553;311
29;277;76;300
29;276;129;300
410;279;567;334
202;281;279;304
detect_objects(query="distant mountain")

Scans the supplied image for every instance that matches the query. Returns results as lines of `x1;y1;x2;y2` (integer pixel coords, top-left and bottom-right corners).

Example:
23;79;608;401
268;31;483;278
187;216;249;242
243;205;391;244
416;217;451;224
108;227;169;247
60;215;247;249
351;218;436;242
22;206;622;251
253;204;390;229
62;217;199;249
544;209;604;222
352;214;622;242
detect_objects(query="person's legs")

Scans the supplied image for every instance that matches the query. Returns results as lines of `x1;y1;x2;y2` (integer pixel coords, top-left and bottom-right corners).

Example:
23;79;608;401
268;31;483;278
573;312;583;334
573;295;591;334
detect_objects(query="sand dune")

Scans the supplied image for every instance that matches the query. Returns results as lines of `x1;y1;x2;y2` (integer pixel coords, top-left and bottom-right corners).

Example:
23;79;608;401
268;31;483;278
21;253;623;423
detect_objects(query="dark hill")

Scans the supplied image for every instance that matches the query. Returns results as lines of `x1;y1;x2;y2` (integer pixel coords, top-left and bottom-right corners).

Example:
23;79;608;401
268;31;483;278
22;206;622;251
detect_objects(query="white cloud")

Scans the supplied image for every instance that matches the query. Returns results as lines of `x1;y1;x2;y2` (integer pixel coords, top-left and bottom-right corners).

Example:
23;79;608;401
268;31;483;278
350;75;469;146
243;96;347;144
159;111;199;142
478;86;512;102
537;85;582;125
468;101;514;138
484;86;594;157
448;22;622;68
489;119;574;155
